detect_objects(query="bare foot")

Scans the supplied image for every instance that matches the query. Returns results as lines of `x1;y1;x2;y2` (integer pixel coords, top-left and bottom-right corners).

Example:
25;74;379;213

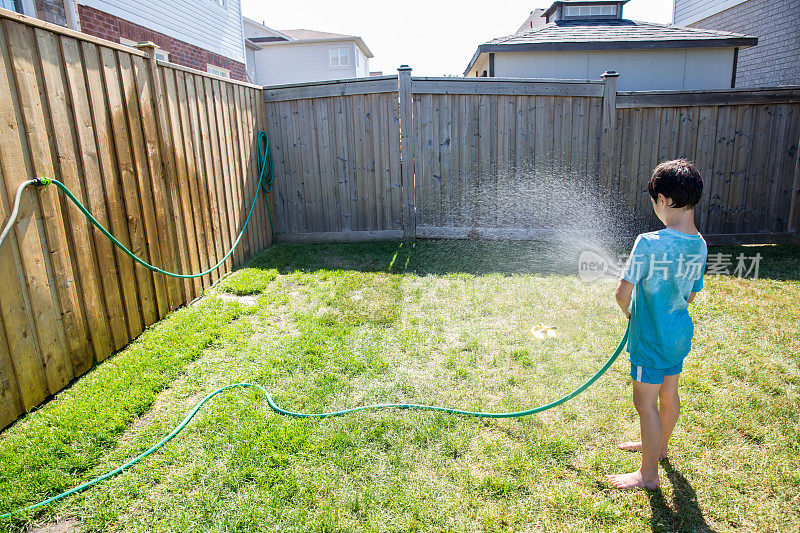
605;470;660;490
617;441;668;459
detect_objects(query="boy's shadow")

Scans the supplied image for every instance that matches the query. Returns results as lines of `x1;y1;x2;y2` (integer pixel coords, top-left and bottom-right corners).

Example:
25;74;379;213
649;459;715;532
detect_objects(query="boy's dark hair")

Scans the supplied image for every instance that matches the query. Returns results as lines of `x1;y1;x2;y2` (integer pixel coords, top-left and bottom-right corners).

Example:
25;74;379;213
648;159;703;209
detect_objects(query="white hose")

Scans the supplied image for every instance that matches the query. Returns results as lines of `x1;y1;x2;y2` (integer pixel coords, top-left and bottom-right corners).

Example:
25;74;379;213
0;179;37;250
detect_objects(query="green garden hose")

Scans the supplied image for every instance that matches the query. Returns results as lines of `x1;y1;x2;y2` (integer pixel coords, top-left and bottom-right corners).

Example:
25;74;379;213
0;131;274;274
0;130;630;519
1;324;628;519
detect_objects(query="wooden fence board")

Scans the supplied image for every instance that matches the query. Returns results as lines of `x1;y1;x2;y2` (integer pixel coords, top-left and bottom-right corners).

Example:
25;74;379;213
184;73;217;285
211;78;240;267
248;86;266;248
726;105;755;233
101;45;158;328
773;105;799;232
284;99;305;234
194;76;225;279
132;54;182;311
745;105;771;233
0;171;48;411
694;106;719;233
118;52;169;318
230;84;252;255
201;76;232;273
244;88;264;249
635;108;658;229
0;314;21;428
5;19;78;393
413;78;604;97
712;107;739;234
63;39;128;350
157;65;194;301
82;43;144;342
238;88;258;250
617;87;800;108
38;29;110;370
164;69;202;297
223;80;246;263
176;70;212;289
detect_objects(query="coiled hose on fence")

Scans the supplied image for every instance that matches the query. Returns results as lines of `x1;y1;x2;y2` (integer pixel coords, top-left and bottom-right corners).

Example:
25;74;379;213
0;131;630;519
0;131;275;268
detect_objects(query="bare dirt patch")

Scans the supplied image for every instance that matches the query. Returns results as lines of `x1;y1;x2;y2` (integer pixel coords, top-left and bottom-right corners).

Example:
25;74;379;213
28;518;82;533
215;293;259;306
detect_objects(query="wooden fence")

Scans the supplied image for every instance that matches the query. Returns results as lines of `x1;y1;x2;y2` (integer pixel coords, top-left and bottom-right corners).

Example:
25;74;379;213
263;76;404;242
411;77;606;239
0;9;272;429
263;70;800;244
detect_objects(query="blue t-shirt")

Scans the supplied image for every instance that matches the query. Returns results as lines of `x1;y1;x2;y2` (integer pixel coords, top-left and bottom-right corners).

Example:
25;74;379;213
621;229;707;369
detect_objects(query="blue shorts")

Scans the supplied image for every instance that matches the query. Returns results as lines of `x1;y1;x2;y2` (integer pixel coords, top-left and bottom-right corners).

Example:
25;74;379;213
630;361;683;384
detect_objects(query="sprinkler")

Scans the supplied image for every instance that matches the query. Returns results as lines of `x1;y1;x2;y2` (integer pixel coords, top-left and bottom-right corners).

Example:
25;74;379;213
531;324;558;339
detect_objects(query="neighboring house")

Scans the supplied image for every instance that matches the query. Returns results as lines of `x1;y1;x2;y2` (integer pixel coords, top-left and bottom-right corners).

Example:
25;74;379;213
464;0;758;90
243;17;373;86
674;0;800;87
1;0;80;29
1;0;248;81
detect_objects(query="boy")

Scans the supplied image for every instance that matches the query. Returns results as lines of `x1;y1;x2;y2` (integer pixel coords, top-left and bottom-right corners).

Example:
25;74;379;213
606;159;707;490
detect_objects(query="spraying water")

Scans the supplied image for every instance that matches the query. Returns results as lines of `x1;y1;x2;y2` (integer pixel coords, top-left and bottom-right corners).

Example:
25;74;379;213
412;157;660;276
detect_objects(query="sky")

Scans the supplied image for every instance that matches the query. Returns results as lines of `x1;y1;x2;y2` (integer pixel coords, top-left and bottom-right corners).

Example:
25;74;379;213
240;0;675;77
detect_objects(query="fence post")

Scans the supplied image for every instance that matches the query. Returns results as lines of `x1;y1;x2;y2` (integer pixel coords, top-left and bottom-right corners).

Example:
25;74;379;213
599;70;619;196
789;134;800;240
135;41;185;308
398;65;415;239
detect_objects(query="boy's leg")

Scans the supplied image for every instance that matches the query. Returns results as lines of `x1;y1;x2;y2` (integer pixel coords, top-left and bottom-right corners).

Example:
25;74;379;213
607;379;661;489
618;372;681;458
657;373;680;456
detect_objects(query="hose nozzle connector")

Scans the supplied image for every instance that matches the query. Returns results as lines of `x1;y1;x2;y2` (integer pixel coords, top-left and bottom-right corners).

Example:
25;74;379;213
33;176;52;186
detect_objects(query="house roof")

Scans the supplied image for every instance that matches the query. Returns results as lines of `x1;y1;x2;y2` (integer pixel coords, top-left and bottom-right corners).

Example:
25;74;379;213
242;22;374;58
279;29;354;40
241;17;294;41
464;19;758;75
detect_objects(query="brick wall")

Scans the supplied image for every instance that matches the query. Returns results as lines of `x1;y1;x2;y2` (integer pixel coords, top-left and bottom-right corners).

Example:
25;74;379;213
35;0;66;26
77;5;248;82
690;0;800;87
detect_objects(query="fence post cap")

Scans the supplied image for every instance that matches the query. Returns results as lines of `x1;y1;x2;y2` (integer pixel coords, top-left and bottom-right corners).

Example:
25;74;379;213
134;41;160;51
601;70;620;78
398;65;412;72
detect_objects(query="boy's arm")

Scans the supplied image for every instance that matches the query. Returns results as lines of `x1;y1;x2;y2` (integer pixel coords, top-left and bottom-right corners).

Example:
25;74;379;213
615;279;634;319
687;291;698;304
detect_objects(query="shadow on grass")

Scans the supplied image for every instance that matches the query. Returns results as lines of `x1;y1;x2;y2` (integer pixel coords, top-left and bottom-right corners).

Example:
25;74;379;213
705;244;800;282
249;239;631;278
247;240;800;281
649;459;716;533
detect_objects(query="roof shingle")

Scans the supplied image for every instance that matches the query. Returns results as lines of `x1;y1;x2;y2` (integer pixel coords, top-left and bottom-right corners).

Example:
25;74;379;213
488;19;757;46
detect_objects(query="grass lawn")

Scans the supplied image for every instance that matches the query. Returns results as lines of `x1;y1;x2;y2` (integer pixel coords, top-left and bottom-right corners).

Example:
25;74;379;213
0;240;798;532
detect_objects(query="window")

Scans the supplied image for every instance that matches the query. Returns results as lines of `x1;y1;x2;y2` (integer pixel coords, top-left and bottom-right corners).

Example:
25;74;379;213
0;0;20;12
329;47;349;68
210;0;225;6
207;64;231;78
119;37;169;61
564;4;616;16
